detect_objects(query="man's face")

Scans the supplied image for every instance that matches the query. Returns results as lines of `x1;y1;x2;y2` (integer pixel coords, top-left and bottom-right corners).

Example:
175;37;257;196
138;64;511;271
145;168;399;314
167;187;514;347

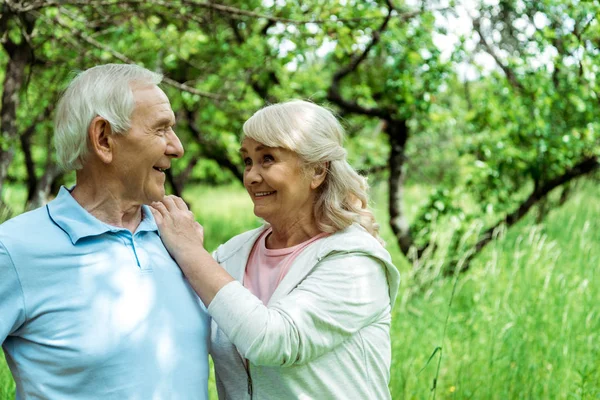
110;85;184;205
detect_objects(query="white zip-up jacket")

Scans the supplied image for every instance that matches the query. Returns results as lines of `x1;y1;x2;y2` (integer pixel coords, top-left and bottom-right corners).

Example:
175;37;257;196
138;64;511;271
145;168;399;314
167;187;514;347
208;224;401;399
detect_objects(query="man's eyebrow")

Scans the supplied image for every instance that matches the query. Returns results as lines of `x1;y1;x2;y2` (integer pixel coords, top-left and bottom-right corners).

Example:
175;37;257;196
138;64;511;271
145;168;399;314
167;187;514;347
152;117;175;127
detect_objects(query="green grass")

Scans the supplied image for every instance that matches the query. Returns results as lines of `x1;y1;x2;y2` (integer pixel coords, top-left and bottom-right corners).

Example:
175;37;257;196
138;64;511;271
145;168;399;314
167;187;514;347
1;181;598;399
386;182;600;399
0;354;13;399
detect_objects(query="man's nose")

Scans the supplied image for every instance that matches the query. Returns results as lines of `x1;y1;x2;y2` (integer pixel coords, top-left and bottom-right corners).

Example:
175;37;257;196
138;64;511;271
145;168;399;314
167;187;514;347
167;129;184;158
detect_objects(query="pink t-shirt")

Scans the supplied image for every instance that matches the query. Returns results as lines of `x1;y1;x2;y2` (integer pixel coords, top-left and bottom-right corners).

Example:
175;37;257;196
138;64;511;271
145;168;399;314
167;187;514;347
244;228;328;304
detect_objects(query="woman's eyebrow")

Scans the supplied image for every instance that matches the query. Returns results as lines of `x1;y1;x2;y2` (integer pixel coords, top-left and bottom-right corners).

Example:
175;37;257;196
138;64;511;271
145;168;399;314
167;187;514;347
239;145;268;153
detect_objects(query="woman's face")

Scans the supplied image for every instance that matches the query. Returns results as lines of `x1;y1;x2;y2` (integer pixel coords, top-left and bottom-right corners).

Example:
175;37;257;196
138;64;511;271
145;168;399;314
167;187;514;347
240;137;317;227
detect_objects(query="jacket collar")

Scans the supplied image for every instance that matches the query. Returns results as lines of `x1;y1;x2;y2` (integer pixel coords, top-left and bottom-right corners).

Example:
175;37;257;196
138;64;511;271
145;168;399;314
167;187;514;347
214;226;266;283
215;224;401;308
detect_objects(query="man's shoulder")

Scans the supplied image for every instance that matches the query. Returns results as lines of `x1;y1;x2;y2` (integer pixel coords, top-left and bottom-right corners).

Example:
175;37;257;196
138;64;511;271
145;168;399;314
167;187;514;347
0;205;50;230
0;205;55;246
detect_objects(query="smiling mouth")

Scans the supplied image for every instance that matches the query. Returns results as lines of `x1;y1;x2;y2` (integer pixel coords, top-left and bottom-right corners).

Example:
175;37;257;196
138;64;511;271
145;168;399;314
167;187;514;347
153;167;167;173
254;191;275;197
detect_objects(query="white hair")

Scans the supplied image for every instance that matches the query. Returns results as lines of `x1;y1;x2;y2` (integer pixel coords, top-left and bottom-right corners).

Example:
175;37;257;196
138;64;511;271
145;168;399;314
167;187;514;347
54;63;163;171
242;100;382;242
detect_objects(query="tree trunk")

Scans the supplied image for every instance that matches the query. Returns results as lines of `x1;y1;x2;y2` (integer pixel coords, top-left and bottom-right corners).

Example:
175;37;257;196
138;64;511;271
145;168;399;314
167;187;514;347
0;10;35;198
20;123;38;202
166;168;184;198
25;165;62;211
20;102;58;208
385;118;413;255
0;43;32;196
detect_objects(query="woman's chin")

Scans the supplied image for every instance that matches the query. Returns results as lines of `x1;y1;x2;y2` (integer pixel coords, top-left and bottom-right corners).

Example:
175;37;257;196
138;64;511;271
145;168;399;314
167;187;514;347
253;209;273;224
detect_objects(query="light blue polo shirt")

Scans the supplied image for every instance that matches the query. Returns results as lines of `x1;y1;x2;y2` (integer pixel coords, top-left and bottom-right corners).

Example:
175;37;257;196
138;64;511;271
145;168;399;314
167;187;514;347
0;187;210;399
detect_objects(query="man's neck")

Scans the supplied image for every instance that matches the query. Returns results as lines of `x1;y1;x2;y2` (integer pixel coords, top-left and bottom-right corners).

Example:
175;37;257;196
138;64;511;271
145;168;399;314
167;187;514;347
70;181;143;233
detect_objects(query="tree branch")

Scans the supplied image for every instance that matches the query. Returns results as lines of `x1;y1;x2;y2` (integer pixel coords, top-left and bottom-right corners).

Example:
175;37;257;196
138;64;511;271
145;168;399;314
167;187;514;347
16;0;392;25
455;156;600;275
223;17;281;103
184;108;243;182
327;5;399;118
34;8;225;100
472;16;524;92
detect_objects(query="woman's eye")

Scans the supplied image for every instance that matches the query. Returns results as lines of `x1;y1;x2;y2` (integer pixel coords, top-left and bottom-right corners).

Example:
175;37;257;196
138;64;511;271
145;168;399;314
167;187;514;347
243;157;252;166
263;154;274;163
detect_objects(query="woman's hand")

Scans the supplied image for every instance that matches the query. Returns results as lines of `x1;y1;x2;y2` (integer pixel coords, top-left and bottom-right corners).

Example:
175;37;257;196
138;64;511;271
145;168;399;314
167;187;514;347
150;195;235;306
150;195;205;261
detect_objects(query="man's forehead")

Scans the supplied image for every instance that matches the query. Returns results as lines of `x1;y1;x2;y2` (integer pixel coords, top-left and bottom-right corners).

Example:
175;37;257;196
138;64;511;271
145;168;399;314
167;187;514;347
129;86;174;126
131;86;172;111
131;84;169;101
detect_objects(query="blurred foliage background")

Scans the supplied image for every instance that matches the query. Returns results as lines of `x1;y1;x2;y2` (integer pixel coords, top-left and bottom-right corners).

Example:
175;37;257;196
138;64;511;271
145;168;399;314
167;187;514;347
0;0;599;398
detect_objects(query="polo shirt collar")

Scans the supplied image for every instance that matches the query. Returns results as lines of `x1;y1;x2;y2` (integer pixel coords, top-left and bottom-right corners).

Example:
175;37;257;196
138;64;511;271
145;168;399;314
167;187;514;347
47;186;159;244
138;206;159;233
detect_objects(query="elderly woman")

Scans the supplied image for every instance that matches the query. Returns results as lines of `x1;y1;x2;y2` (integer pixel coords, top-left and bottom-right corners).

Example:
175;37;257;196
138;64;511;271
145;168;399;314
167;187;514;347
151;100;400;399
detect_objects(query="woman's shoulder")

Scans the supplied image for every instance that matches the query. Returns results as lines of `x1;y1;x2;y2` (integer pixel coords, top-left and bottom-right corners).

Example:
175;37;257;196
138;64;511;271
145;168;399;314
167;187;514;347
318;224;400;307
320;224;390;260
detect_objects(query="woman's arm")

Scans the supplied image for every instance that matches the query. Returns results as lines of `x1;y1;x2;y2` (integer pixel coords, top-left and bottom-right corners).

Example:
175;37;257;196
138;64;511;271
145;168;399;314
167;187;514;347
151;195;391;366
209;253;390;366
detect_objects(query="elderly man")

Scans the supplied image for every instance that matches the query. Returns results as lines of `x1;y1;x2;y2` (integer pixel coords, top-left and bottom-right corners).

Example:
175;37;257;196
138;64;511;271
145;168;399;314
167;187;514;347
0;64;209;399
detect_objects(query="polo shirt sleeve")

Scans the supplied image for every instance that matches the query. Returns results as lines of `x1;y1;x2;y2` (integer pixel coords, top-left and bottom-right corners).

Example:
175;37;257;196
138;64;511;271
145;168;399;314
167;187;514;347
208;252;390;367
0;241;27;341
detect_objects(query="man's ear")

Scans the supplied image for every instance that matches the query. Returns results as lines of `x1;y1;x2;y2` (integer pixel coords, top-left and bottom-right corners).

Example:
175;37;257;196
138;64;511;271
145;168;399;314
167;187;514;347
310;161;329;190
88;116;114;164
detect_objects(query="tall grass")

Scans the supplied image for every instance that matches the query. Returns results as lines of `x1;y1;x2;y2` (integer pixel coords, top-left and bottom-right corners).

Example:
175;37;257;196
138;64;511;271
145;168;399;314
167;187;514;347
387;182;600;399
1;181;598;399
0;355;13;400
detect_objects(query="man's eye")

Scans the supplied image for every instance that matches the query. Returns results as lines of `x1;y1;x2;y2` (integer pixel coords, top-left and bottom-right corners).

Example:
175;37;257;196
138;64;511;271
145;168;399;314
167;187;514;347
243;158;252;166
263;155;274;162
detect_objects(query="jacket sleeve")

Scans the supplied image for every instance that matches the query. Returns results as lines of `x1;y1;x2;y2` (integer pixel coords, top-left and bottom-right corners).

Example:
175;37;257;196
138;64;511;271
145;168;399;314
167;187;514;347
0;241;27;343
207;252;391;367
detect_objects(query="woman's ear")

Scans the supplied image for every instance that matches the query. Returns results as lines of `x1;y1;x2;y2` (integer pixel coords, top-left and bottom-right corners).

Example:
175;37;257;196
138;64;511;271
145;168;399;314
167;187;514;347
310;161;329;190
88;116;114;164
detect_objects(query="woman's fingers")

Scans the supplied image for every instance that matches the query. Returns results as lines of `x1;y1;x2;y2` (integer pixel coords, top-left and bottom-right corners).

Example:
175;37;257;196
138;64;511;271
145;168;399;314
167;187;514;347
171;195;189;211
150;196;206;252
151;197;201;244
161;195;178;212
150;201;168;217
148;206;163;224
157;195;190;214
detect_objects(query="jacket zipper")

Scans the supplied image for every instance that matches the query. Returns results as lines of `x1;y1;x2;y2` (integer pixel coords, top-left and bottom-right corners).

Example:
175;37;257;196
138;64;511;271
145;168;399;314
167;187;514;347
245;359;253;398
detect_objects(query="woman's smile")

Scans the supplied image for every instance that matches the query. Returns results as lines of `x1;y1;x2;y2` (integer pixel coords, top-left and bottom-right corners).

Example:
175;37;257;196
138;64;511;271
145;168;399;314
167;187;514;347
253;191;276;198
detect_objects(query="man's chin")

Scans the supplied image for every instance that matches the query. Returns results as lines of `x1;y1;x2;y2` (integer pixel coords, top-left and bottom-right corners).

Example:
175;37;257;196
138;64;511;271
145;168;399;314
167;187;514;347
146;191;166;205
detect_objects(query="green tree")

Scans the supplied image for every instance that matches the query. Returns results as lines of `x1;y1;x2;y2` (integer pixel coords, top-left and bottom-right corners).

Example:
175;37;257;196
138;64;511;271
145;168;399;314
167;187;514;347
442;0;600;273
1;0;598;277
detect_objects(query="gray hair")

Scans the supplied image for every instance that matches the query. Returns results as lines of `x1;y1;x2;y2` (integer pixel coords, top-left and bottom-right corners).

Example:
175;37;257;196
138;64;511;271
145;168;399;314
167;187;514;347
54;63;163;171
242;100;381;242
